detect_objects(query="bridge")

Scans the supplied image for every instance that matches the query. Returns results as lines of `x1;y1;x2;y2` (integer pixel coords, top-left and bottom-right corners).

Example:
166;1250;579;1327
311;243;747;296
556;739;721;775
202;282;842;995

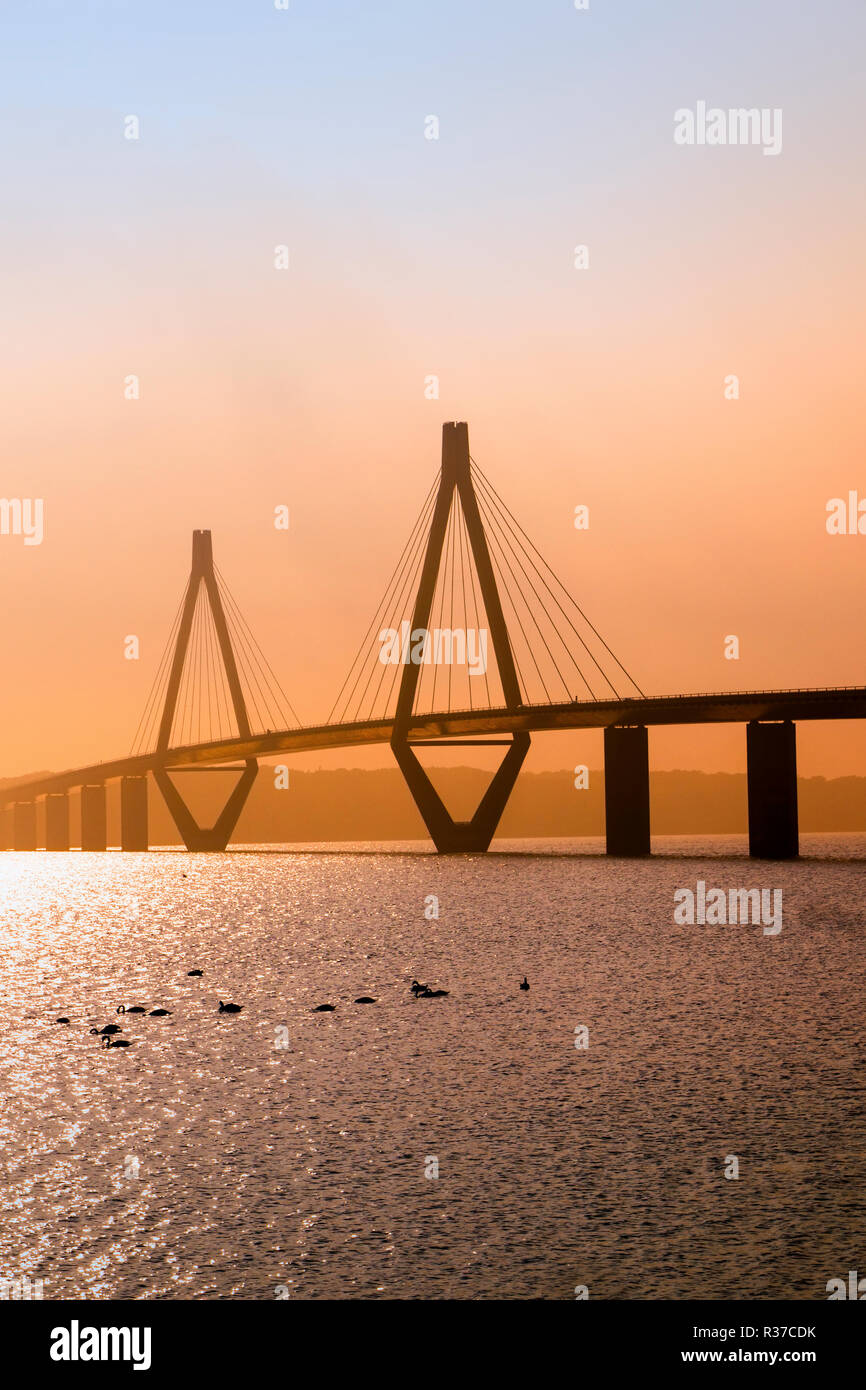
2;422;862;857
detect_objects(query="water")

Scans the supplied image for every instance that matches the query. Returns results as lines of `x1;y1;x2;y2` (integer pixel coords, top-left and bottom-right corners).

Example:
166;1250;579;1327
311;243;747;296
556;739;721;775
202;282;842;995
1;835;864;1301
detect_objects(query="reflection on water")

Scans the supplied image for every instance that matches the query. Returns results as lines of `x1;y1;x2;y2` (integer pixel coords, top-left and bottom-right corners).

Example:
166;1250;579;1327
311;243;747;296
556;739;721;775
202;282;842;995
0;835;864;1300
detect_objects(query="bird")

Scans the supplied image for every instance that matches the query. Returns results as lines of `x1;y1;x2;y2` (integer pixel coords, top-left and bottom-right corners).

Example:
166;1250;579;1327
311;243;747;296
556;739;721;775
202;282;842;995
149;1008;172;1017
116;1005;146;1015
218;1001;242;1014
55;1017;70;1025
410;980;428;996
187;970;203;977
354;996;376;1004
312;1004;336;1013
520;976;530;991
418;987;449;999
102;1036;131;1048
90;1024;122;1036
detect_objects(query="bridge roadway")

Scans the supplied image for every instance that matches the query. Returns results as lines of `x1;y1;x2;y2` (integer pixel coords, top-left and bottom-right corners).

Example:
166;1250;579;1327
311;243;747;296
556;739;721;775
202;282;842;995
4;684;866;805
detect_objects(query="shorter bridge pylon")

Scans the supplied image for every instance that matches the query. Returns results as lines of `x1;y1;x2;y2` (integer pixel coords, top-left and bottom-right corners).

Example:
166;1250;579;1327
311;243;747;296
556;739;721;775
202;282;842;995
152;530;257;851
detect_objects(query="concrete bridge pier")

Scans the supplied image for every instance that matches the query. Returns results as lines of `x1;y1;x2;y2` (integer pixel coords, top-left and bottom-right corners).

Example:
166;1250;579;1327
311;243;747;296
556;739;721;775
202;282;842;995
80;784;107;851
604;724;651;855
45;792;70;850
13;801;37;850
121;776;149;851
746;720;799;859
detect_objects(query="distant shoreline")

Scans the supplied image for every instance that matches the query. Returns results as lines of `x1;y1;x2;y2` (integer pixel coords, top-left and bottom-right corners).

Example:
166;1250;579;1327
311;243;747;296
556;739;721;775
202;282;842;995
5;767;866;844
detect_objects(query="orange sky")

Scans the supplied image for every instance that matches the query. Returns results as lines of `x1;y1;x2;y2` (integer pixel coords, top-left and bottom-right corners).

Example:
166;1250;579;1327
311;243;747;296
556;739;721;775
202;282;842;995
1;1;864;781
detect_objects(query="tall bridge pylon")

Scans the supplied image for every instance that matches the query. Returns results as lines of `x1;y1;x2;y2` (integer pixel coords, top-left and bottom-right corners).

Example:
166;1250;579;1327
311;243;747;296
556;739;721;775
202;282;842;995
391;422;530;852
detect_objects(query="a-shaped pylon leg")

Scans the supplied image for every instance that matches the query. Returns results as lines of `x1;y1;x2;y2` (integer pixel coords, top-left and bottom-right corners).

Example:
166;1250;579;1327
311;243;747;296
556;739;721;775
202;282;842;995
153;530;257;851
153;761;257;852
393;733;530;853
391;422;529;853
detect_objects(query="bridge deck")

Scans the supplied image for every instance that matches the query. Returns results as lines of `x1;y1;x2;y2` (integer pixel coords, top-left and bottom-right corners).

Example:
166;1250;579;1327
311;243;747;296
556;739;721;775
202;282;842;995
3;686;866;804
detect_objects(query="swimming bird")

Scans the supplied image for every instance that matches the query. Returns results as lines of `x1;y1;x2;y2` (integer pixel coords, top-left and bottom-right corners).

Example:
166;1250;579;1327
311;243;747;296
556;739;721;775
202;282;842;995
354;996;376;1004
55;1017;70;1024
116;1005;146;1015
218;1001;242;1014
102;1036;131;1048
90;1024;122;1036
312;1004;336;1012
410;980;428;996
419;987;449;998
520;976;530;991
187;970;203;977
149;1008;172;1017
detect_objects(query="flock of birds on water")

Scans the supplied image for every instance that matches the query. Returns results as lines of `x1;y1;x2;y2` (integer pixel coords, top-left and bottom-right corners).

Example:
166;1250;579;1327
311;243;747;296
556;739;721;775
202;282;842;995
52;971;532;1049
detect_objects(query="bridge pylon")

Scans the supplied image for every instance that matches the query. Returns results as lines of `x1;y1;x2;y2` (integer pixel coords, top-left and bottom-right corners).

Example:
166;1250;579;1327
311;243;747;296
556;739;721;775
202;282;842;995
390;422;530;852
153;530;257;851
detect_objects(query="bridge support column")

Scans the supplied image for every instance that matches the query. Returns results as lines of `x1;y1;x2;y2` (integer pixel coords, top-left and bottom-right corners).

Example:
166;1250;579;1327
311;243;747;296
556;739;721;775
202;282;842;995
45;793;70;851
80;785;107;851
604;724;651;856
120;776;149;851
13;801;37;850
747;720;798;859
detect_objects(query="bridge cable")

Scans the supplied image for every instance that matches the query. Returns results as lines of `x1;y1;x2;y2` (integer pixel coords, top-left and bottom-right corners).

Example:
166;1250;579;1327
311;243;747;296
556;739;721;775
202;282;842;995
331;475;438;725
217;572;300;730
474;479;593;701
471;458;645;698
129;585;188;755
473;465;609;698
476;484;559;703
365;488;439;722
214;566;303;730
472;465;602;699
458;501;492;711
329;474;438;725
456;500;472;713
348;495;430;722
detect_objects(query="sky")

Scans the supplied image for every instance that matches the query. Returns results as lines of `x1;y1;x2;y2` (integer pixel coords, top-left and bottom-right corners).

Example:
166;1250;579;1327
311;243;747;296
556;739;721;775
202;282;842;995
1;0;865;781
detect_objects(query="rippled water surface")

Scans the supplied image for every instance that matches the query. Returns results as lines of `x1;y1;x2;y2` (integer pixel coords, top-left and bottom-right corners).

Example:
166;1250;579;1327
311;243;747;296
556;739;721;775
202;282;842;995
1;835;864;1300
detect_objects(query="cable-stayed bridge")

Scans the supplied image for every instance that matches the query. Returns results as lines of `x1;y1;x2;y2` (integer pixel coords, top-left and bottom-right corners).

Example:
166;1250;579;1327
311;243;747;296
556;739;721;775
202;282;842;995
3;423;864;857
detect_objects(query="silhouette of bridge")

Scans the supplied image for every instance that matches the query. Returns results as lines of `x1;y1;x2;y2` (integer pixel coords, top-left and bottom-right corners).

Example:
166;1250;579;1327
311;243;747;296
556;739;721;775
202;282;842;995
3;423;864;857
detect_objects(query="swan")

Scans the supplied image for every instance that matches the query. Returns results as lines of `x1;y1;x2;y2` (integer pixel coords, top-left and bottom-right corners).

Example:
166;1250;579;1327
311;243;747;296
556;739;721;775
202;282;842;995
55;1017;70;1024
410;980;428;996
354;996;376;1004
312;1004;336;1012
90;1024;122;1036
419;988;449;998
149;1008;171;1017
520;977;530;991
116;1005;146;1015
187;970;203;977
218;1001;242;1014
102;1036;131;1048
